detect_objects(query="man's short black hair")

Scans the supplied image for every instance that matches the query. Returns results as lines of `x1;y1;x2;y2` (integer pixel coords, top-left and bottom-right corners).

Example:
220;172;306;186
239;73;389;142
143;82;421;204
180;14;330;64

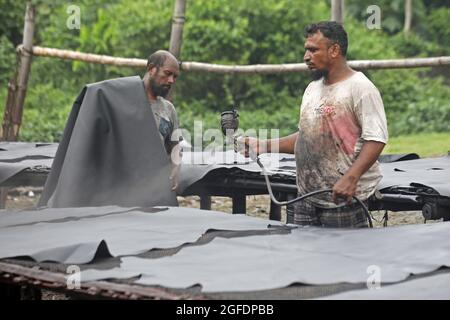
146;50;179;69
304;21;348;56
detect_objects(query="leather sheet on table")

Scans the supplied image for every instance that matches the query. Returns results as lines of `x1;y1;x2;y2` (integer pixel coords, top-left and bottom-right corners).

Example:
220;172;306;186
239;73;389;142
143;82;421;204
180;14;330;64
0;206;282;264
80;221;450;293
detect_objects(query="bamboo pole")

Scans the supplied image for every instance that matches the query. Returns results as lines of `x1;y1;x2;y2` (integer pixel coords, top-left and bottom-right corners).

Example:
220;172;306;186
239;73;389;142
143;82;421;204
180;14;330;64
167;0;187;100
1;75;18;140
169;0;187;58
404;0;412;32
347;57;450;70
27;46;146;67
331;0;344;24
182;61;309;74
24;45;450;73
4;3;35;141
170;57;450;73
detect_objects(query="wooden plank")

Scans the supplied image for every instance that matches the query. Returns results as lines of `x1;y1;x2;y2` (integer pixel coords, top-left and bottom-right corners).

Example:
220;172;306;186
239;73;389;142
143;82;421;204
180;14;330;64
0;261;205;300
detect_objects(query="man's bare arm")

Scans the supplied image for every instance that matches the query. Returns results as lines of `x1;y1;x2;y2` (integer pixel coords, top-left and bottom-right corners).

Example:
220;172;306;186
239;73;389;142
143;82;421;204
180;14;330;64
238;131;299;157
264;131;299;154
332;140;386;203
169;143;182;191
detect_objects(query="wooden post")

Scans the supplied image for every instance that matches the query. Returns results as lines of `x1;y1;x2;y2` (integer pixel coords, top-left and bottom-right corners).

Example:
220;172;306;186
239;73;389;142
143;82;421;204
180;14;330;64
3;3;35;141
169;0;187;58
404;0;412;32
1;74;18;141
331;0;344;24
167;0;186;100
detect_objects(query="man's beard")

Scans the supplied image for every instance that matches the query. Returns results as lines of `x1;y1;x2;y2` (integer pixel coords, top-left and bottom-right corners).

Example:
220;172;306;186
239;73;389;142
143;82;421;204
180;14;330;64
309;69;328;81
150;77;171;98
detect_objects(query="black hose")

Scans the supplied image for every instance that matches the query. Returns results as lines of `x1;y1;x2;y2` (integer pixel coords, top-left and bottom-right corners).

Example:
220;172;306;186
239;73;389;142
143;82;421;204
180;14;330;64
255;157;373;228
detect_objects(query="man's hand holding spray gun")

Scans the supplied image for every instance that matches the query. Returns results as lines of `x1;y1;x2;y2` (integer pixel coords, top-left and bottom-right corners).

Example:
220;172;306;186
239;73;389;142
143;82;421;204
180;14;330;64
219;109;373;227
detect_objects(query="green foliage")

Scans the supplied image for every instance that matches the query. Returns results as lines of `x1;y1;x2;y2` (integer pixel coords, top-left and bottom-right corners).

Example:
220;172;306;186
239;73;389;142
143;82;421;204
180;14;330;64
176;1;323;97
0;35;17;84
424;7;450;54
383;132;450;158
0;0;26;46
344;19;398;60
370;68;450;136
346;0;426;34
396;97;450;134
20;83;74;142
390;32;440;57
173;0;328;135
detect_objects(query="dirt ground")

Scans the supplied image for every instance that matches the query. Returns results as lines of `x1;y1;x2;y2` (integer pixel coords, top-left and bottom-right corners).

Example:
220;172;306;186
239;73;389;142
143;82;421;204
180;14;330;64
3;187;434;300
5;187;428;227
178;194;430;227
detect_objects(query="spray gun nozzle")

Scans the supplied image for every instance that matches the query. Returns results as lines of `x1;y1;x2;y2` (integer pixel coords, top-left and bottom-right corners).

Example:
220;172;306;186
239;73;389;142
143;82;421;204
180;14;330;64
220;109;240;136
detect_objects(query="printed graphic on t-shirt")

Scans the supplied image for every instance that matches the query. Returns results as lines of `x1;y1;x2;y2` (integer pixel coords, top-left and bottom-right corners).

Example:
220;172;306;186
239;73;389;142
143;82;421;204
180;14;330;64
158;116;172;142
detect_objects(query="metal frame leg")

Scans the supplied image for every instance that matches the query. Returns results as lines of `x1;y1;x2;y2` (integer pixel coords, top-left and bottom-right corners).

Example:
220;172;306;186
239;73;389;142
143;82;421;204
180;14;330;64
232;194;246;214
269;192;282;221
200;195;212;210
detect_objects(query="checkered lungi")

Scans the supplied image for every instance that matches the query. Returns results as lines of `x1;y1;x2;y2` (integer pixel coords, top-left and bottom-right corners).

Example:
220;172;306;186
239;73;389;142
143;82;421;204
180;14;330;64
288;197;369;228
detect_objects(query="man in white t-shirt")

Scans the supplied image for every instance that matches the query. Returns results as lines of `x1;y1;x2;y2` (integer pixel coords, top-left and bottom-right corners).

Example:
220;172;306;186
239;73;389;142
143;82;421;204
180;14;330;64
239;21;388;228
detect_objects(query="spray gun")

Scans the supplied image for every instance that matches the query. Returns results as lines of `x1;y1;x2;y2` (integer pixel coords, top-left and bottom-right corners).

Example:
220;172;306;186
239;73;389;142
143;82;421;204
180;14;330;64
219;109;373;227
220;108;240;148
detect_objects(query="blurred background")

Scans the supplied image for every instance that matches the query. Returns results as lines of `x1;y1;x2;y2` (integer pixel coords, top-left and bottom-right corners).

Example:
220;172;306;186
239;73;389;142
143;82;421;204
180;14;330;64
0;0;449;156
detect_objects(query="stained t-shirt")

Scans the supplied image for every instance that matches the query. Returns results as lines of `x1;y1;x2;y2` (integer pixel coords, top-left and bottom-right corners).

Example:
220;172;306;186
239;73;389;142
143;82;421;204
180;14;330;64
149;96;181;154
295;71;388;208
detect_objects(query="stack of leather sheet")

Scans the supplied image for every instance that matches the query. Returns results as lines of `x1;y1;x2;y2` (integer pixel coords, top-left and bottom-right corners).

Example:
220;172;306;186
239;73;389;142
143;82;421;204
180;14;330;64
1;205;449;299
0;142;56;184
